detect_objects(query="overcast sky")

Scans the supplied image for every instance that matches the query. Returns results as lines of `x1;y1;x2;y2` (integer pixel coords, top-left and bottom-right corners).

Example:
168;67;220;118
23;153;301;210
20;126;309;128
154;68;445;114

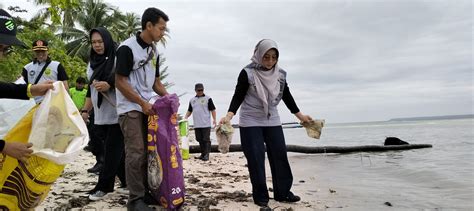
2;0;472;123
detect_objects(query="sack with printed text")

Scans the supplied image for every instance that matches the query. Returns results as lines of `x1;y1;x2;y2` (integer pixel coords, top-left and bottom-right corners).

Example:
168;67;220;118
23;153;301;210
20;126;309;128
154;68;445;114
147;94;184;210
0;82;88;210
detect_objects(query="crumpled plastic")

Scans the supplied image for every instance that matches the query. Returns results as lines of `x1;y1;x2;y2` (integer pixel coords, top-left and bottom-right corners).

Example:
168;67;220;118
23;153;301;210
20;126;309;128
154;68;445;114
215;122;234;153
301;119;325;139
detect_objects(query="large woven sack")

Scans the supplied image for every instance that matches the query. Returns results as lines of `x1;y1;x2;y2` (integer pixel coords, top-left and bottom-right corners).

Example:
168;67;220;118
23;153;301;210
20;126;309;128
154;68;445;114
0;82;88;210
148;94;185;210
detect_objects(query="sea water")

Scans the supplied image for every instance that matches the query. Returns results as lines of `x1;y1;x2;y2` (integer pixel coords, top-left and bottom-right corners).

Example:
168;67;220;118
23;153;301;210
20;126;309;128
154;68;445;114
209;118;474;210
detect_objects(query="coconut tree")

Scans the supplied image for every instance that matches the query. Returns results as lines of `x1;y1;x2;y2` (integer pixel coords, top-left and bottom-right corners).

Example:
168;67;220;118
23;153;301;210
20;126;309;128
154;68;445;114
110;12;141;42
32;0;81;26
59;0;118;61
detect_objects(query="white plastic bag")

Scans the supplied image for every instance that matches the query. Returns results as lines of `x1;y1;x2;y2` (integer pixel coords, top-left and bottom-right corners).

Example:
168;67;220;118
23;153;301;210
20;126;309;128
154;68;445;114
28;82;89;164
301;119;325;139
0;77;35;139
0;98;35;139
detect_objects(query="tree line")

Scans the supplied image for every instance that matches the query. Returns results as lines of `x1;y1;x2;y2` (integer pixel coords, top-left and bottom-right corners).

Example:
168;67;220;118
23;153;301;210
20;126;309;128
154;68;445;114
1;0;171;88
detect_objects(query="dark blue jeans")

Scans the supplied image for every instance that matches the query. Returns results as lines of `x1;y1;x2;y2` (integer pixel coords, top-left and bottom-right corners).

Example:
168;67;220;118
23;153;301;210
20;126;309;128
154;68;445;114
240;126;293;204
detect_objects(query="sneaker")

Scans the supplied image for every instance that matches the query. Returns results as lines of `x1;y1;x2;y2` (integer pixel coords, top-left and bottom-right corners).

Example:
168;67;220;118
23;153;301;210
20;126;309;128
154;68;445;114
89;190;107;201
116;187;129;195
275;192;300;203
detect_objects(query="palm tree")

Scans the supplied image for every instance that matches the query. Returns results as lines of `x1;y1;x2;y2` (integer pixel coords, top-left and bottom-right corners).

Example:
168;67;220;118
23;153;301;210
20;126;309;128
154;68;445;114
110;12;141;42
59;0;118;61
157;53;174;89
32;0;80;27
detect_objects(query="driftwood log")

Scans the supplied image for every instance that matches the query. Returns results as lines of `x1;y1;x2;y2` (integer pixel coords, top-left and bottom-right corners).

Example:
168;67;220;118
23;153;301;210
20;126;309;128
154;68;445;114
189;144;432;154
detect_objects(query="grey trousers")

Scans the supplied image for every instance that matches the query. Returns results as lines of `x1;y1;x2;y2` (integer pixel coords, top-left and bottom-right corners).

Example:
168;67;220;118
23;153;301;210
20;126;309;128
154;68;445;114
119;111;147;202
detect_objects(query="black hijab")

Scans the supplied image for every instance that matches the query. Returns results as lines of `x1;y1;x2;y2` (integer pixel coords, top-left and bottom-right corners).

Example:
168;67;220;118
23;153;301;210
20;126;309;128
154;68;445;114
89;27;116;108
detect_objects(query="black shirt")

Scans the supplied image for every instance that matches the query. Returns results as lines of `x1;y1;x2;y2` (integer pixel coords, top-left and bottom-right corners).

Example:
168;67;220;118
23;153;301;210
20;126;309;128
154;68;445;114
0;81;30;151
228;69;300;114
0;82;28;99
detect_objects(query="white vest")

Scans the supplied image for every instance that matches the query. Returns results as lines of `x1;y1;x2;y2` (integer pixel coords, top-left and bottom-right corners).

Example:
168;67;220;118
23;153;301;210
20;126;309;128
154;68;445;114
189;95;212;128
87;64;119;125
24;60;61;103
115;37;158;115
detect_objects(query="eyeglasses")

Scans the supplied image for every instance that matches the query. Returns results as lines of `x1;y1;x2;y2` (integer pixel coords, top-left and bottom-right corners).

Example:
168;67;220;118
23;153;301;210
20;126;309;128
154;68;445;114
196;89;204;92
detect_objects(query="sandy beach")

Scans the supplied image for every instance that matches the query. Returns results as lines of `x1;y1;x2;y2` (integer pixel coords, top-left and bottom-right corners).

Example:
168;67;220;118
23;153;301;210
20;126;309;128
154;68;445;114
34;147;332;210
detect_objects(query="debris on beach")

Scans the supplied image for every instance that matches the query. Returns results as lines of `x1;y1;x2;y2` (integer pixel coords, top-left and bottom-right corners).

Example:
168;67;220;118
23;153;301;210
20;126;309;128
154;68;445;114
37;152;318;210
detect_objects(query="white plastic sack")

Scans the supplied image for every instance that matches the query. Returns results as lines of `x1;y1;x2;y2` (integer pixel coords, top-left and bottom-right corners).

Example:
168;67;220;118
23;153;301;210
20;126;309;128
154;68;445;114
0;99;35;139
28;82;89;164
0;77;35;139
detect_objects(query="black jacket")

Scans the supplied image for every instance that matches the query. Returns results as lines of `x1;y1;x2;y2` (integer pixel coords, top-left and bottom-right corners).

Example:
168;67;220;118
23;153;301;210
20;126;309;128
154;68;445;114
0;81;29;100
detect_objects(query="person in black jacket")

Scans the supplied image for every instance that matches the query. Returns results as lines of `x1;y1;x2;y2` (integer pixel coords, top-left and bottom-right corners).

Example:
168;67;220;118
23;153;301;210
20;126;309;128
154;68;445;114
0;9;53;162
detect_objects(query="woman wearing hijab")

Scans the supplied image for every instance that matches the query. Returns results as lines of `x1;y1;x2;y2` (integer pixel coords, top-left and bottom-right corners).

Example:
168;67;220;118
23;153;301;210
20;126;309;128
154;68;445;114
219;39;312;209
81;27;127;200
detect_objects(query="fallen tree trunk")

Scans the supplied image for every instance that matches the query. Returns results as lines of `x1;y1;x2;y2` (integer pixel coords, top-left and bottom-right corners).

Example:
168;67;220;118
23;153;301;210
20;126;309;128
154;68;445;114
189;144;432;154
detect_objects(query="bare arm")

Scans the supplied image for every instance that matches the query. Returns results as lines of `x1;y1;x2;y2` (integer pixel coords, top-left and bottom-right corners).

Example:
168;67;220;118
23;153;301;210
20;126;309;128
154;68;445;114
153;77;168;97
81;97;93;123
211;110;217;127
82;97;93;112
184;111;192;119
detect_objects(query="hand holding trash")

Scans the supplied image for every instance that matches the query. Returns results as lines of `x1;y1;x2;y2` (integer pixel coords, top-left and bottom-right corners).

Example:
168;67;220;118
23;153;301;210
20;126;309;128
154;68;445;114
301;119;325;139
219;112;234;125
295;112;324;139
30;81;54;96
215;121;234;154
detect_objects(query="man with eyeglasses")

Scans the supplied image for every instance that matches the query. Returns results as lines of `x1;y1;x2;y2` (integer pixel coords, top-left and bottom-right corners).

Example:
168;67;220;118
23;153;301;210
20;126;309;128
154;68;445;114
0;9;53;162
184;83;217;161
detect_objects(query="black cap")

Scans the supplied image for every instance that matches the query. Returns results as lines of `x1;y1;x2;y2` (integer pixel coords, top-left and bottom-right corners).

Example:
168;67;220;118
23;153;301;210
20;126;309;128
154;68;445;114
0;9;26;47
195;83;204;90
32;39;48;51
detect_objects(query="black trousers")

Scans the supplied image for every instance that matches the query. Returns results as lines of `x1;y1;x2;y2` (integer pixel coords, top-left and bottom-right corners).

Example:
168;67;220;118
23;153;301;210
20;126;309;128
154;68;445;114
87;111;105;158
93;123;126;192
194;127;211;156
240;126;293;204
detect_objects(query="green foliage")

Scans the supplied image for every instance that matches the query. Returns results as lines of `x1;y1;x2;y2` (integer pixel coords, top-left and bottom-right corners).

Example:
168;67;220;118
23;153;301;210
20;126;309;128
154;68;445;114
0;28;87;83
2;0;172;89
34;0;81;25
58;0;118;61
